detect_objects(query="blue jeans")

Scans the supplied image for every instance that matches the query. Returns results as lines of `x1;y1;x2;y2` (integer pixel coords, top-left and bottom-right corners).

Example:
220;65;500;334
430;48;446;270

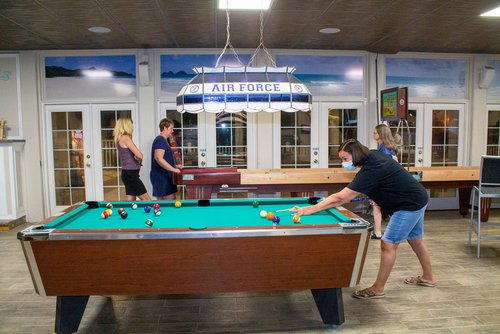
382;205;428;244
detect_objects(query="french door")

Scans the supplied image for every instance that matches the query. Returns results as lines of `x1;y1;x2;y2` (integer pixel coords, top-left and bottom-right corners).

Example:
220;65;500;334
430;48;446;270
389;103;466;209
44;103;136;215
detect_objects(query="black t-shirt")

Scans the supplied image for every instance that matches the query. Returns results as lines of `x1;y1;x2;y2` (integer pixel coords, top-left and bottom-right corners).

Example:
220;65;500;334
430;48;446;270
347;151;428;215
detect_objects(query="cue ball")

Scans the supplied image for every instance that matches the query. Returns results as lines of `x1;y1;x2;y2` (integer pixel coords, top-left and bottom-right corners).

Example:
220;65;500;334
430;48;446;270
144;206;151;213
260;210;267;218
106;202;113;209
120;211;128;219
131;203;138;210
266;212;275;220
153;203;160;210
145;219;154;227
174;201;182;208
252;200;259;208
272;216;280;224
101;211;109;219
293;215;301;224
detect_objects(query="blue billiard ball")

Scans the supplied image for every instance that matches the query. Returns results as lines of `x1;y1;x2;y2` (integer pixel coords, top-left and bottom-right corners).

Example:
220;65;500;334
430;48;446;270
272;216;280;224
144;205;151;213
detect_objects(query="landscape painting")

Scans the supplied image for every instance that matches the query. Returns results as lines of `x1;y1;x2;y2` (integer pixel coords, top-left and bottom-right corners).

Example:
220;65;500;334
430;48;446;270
386;58;466;99
45;55;136;99
275;55;364;97
160;54;252;96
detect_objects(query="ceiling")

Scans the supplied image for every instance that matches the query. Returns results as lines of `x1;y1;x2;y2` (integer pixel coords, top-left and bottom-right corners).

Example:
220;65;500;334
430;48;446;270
1;0;500;54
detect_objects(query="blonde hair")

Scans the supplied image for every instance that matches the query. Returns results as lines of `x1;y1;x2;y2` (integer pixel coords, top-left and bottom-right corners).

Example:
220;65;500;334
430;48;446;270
375;124;399;151
113;118;134;144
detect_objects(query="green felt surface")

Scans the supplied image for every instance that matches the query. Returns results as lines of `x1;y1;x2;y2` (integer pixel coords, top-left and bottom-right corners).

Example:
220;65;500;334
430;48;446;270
45;198;351;230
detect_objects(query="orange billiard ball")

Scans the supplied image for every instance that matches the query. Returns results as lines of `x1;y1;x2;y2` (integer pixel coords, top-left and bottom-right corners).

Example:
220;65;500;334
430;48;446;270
266;212;274;220
293;215;301;224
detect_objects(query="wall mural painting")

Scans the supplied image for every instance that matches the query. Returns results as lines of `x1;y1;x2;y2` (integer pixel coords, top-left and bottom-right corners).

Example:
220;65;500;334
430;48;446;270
44;55;136;99
275;55;364;97
487;59;500;99
160;54;252;96
386;58;466;99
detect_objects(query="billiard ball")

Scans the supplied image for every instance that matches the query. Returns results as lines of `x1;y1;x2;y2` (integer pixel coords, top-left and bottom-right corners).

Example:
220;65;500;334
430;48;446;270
260;210;267;218
144;206;151;213
118;208;125;215
252;200;259;208
120;211;128;219
131;203;138;210
272;216;280;224
154;209;162;216
174;201;182;208
266;212;274;220
145;219;154;227
101;211;109;219
105;209;113;216
153;203;160;210
293;215;301;224
106;203;113;209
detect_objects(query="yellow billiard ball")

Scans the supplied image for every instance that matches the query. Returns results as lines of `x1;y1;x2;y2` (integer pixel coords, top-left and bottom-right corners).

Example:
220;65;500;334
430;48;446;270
174;201;182;208
293;215;301;224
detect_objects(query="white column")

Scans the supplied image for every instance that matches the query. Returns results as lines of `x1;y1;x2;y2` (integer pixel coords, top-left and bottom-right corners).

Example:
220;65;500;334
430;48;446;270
0;140;25;220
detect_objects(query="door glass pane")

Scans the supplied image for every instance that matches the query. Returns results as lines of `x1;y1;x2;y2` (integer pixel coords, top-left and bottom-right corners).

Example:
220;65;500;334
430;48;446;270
431;109;459;166
216;112;247;168
327;108;357;167
487;109;500;155
51;111;85;206
388;109;417;167
166;110;199;167
101;109;130;201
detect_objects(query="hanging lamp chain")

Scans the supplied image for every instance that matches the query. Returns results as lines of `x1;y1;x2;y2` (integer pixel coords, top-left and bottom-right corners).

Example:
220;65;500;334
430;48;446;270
215;6;243;68
248;9;276;67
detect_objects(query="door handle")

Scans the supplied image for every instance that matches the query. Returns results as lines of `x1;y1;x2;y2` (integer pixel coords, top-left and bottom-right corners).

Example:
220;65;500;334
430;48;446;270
86;162;92;167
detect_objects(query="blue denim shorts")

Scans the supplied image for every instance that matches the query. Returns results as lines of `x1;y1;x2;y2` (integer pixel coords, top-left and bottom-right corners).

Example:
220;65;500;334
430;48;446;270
382;205;428;244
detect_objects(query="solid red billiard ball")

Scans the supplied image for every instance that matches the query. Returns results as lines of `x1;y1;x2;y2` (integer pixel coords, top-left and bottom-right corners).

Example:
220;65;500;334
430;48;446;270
120;211;128;219
153;203;160;210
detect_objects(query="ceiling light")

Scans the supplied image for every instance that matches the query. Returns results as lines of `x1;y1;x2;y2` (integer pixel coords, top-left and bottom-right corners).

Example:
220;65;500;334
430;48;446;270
319;28;341;34
480;6;500;17
88;26;111;33
218;0;272;10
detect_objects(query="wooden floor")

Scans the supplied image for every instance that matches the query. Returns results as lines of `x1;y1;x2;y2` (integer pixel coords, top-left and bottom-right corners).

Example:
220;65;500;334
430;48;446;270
1;210;500;333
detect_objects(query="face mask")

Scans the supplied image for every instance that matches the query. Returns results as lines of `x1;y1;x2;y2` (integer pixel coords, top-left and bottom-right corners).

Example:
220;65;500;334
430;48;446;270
342;160;356;171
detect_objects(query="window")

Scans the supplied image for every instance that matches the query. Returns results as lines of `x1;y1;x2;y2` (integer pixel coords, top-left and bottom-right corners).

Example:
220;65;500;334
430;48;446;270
431;109;459;166
387;109;417;166
327;109;357;167
281;111;311;168
216;112;247;168
101;109;131;201
165;110;199;167
487;109;500;155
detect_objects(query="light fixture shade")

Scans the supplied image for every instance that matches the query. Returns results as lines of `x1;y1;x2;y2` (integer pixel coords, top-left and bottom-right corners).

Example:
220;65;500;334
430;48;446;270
176;66;312;113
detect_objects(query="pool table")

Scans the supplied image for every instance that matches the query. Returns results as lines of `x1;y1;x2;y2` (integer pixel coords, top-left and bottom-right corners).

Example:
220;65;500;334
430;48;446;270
18;198;372;333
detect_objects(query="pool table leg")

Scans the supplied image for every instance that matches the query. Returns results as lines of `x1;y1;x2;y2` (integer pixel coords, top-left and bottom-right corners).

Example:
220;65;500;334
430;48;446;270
311;288;345;326
55;296;89;334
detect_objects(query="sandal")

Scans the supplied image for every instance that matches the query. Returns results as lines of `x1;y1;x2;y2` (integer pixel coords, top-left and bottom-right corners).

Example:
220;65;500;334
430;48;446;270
404;276;436;287
352;287;385;299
